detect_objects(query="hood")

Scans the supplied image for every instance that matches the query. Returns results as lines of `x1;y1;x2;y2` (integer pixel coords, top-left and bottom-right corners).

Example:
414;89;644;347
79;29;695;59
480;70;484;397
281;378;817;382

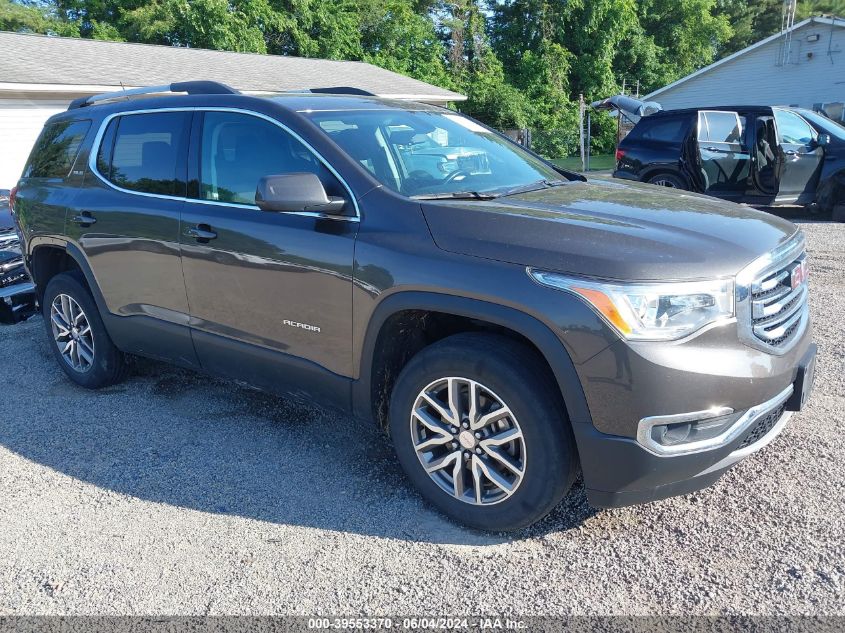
421;178;798;281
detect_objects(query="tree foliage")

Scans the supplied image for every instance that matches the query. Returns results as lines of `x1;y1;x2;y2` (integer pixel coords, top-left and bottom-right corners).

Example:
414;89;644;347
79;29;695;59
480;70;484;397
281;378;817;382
3;0;838;157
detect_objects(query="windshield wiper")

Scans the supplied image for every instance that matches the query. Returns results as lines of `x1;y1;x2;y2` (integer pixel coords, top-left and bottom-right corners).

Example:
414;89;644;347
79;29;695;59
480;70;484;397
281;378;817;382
488;179;569;199
411;191;497;200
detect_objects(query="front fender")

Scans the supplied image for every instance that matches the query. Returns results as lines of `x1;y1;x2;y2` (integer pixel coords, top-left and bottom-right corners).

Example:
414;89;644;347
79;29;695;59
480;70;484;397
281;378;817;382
352;290;593;430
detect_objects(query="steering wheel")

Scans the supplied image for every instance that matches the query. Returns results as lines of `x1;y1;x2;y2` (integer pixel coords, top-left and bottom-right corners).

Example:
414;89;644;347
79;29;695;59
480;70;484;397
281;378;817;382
443;169;472;185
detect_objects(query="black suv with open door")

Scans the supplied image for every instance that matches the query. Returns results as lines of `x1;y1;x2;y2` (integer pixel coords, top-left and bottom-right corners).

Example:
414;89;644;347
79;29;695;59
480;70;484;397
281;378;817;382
614;106;845;219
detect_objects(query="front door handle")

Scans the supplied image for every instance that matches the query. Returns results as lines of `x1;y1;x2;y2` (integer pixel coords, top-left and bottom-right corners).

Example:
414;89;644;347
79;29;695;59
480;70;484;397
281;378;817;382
71;212;96;227
185;224;217;242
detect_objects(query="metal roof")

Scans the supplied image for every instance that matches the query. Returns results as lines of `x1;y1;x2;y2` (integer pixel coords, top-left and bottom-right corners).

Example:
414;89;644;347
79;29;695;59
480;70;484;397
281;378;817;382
0;31;465;103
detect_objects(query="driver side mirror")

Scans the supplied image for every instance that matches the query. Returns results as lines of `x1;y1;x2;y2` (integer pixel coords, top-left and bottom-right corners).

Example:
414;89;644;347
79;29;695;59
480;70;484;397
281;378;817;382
255;172;346;214
817;133;831;148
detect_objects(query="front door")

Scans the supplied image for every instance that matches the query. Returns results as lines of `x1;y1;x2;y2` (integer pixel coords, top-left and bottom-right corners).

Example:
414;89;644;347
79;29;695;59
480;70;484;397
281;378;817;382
695;110;751;200
179;110;358;405
773;108;824;203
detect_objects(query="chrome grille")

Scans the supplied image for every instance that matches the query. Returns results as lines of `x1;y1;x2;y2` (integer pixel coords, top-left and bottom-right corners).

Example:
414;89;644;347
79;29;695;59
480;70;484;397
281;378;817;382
737;233;808;354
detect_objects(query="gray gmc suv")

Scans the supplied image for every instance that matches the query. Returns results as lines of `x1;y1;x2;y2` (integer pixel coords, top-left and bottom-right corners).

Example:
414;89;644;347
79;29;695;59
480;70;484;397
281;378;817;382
11;82;816;531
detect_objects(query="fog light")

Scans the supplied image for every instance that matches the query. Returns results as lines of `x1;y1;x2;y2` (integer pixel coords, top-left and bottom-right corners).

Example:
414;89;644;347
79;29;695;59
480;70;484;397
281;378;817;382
654;422;692;446
650;413;740;448
639;405;742;455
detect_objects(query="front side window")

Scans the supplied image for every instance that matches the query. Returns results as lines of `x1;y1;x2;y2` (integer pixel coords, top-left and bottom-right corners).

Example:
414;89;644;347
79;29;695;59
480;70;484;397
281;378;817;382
24;120;91;179
96;112;190;196
306;110;565;198
774;109;816;145
199;111;343;206
796;109;845;141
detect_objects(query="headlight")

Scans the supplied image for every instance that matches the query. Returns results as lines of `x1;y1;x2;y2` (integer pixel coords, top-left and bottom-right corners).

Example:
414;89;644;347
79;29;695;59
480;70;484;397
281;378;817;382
529;269;735;341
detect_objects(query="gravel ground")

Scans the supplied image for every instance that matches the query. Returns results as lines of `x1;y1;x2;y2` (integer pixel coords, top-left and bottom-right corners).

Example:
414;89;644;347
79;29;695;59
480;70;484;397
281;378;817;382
0;220;843;617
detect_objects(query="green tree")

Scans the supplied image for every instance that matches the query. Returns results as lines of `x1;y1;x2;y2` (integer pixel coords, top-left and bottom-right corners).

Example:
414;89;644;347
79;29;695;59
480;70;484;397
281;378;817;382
0;0;78;34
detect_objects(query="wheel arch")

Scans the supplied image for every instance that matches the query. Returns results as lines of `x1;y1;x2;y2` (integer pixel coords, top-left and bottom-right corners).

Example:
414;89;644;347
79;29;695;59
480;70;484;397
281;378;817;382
30;240;112;328
354;291;592;433
640;166;689;188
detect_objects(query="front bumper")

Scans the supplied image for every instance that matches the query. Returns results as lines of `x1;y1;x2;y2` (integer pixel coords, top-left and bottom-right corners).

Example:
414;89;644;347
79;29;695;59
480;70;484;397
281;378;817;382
573;326;815;508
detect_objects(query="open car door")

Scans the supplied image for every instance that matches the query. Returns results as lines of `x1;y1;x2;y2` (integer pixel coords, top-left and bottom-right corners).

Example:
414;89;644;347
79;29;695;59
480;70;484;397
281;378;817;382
695;110;751;200
773;109;824;204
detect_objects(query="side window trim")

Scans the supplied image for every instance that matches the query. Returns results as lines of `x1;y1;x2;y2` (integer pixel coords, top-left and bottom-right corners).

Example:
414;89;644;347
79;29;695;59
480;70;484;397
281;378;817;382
87;106;360;221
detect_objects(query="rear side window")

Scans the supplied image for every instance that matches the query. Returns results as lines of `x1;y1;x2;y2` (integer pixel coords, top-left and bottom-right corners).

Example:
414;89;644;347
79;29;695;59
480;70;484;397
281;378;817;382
632;117;689;143
96;112;190;196
23;120;91;178
698;111;743;144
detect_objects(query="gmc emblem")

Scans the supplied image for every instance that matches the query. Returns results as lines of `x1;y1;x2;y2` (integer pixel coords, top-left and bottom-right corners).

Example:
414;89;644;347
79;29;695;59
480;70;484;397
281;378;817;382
791;260;808;289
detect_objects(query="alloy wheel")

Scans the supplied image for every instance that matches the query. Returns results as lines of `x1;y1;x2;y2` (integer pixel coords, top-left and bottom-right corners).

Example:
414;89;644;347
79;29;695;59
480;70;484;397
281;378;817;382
652;178;677;188
410;377;526;505
50;293;95;372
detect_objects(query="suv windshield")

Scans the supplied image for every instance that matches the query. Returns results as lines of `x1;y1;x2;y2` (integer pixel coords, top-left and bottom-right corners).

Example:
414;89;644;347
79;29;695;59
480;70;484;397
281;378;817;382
796;109;845;141
305;109;565;198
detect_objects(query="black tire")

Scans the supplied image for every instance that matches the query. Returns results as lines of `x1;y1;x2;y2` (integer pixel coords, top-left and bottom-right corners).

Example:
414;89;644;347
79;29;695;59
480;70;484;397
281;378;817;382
388;333;577;531
42;271;128;389
646;172;687;189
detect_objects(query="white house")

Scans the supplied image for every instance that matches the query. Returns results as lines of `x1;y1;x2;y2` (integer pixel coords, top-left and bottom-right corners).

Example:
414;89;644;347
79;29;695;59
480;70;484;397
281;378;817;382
646;16;845;112
0;32;465;188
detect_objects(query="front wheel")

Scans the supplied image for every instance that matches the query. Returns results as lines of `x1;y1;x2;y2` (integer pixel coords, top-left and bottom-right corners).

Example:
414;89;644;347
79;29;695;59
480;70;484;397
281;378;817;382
42;272;128;389
389;333;577;531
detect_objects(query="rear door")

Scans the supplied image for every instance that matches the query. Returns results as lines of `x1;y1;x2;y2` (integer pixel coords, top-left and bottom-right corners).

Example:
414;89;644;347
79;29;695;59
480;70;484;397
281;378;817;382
70;110;199;366
696;110;751;199
773;108;824;202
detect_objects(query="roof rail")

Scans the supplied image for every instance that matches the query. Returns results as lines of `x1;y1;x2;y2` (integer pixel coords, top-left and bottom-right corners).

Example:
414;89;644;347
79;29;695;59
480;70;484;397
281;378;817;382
308;87;377;96
67;81;240;110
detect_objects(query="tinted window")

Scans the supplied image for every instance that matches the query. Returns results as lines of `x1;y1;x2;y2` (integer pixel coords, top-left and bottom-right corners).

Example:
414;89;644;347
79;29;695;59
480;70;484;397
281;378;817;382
24;120;91;178
98;112;190;196
698;111;743;144
199;111;342;205
632;117;689;142
796;109;845;141
774;110;816;144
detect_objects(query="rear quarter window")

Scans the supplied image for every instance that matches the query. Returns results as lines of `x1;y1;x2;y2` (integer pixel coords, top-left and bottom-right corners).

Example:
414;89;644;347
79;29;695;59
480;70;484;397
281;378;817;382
628;117;689;143
23;120;91;179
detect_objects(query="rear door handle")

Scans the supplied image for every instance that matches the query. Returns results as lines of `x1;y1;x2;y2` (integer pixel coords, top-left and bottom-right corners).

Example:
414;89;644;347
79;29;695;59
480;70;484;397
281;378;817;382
185;224;217;242
71;212;96;226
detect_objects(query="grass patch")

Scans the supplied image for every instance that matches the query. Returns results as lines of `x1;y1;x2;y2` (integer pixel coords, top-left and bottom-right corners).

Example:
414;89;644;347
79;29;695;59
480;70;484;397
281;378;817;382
551;154;615;173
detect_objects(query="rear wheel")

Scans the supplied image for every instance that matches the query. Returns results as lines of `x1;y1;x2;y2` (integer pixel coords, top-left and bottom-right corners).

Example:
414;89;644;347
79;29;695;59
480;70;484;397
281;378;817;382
647;172;687;189
388;333;577;531
42;272;128;389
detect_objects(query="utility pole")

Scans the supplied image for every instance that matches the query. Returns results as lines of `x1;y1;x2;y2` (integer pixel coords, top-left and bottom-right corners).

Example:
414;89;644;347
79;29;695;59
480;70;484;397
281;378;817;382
578;93;585;172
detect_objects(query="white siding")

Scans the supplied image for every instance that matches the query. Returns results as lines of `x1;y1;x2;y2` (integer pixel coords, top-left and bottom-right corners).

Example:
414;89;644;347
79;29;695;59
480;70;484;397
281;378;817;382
0;97;71;188
650;22;845;111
